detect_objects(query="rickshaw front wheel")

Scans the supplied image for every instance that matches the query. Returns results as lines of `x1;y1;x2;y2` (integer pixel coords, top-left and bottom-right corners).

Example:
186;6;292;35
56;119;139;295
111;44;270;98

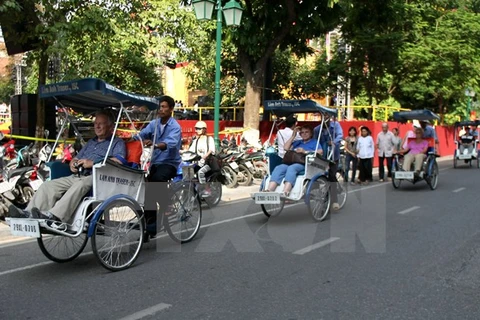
91;199;144;271
306;176;331;222
38;231;88;263
261;200;285;218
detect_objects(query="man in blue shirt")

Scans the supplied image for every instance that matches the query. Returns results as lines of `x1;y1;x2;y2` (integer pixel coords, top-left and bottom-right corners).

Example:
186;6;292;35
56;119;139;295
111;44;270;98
314;118;344;211
420;120;439;153
135;95;182;181
7;110;126;229
134;96;182;232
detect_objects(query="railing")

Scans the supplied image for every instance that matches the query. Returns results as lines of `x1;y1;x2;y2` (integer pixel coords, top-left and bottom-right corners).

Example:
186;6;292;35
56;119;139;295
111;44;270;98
173;106;243;121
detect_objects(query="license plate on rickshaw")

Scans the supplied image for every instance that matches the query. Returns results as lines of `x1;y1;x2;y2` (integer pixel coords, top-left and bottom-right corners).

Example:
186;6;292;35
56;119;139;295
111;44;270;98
254;192;280;204
9;219;40;238
230;162;239;170
458;154;471;159
395;171;414;179
245;161;253;168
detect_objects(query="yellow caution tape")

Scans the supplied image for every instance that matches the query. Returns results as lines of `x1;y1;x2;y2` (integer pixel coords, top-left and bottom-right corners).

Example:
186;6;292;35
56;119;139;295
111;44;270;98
5;134;76;143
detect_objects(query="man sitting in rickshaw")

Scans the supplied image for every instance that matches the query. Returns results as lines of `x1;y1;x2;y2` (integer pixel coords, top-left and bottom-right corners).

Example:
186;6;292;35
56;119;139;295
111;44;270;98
7;110;126;230
265;125;322;197
399;127;429;176
458;125;478;155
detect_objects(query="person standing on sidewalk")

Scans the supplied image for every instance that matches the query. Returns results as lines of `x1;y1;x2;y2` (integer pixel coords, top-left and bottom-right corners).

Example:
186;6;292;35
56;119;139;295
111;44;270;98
357;126;374;185
344;126;358;185
376;122;395;182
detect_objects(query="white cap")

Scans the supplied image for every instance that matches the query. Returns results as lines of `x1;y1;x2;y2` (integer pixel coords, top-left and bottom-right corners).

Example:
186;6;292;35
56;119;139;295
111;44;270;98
412;120;421;128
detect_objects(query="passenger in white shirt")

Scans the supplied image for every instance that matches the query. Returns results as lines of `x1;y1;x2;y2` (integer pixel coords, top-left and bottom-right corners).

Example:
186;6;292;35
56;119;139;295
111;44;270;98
356;126;374;184
276;116;301;158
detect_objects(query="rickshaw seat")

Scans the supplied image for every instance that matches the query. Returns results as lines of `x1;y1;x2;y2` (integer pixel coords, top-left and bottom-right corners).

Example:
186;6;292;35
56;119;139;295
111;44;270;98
46;161;72;180
267;153;283;173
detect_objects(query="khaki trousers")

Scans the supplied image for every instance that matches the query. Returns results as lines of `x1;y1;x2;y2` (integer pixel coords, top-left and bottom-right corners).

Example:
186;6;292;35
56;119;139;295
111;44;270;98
27;175;93;222
403;153;425;172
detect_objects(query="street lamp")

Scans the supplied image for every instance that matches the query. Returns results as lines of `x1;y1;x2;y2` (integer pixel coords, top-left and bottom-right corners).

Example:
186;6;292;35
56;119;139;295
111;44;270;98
193;0;243;147
465;88;475;121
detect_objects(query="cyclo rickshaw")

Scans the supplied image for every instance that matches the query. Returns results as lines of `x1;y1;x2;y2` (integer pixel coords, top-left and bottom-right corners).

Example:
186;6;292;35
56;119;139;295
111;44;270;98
453;120;480;168
2;78;202;271
251;100;347;222
391;109;440;190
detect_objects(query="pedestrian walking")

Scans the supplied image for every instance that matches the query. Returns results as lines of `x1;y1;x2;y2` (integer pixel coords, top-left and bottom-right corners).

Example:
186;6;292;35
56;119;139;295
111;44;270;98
376;122;395;181
357;126;374;184
344;126;358;185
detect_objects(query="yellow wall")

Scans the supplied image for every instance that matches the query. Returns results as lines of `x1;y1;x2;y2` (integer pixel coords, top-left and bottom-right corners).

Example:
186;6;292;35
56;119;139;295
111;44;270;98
163;65;189;106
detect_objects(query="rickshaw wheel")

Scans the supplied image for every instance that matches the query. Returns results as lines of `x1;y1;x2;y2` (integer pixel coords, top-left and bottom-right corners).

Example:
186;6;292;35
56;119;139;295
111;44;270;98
391;161;402;189
453;153;457;168
427;161;439;190
261;200;285;218
91;199;144;271
306;176;331;222
477;157;479;168
164;182;202;243
38;232;88;263
335;171;348;210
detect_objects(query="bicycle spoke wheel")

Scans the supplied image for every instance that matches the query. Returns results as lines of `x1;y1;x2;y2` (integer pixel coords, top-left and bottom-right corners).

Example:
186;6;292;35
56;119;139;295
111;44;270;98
335;171;348;209
38;232;88;263
91;199;144;271
261;200;285;218
165;182;202;243
427;161;439;190
306;176;331;222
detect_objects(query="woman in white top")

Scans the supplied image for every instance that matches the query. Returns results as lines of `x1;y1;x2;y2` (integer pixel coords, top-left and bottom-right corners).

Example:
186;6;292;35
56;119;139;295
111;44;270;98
187;121;215;184
356;126;374;184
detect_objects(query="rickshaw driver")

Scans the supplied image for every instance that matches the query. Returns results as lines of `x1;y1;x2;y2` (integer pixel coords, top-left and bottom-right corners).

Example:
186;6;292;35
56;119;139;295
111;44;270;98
420;120;439;152
7;110;126;228
314;117;343;211
133;95;182;225
458;126;477;155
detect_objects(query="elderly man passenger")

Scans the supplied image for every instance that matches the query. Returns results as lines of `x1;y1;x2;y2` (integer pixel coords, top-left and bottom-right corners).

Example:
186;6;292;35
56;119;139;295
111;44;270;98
7;110;126;230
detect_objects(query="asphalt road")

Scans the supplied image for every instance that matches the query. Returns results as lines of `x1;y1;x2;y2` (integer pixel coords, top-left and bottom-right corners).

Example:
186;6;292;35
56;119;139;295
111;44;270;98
1;158;480;320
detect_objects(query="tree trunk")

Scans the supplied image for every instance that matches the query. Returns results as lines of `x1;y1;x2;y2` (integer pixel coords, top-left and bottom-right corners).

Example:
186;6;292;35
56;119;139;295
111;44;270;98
36;48;48;143
243;71;264;131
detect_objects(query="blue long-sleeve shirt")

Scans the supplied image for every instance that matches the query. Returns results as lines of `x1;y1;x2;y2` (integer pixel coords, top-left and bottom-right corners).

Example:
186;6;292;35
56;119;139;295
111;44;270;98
314;121;344;161
135;117;182;168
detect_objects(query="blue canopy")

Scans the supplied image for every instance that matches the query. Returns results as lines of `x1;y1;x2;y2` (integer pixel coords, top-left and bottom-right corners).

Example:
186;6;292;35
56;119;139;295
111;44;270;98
39;78;159;112
454;120;480;127
263;100;337;117
392;109;440;123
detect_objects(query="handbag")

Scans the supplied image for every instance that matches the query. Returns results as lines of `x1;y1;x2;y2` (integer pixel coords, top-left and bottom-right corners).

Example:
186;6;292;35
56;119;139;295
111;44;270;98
282;150;306;165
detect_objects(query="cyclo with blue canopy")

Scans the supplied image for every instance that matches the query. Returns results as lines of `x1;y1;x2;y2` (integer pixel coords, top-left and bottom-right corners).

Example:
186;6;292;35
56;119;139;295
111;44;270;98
2;78;202;271
391;109;440;190
251;100;347;221
453;120;480;168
